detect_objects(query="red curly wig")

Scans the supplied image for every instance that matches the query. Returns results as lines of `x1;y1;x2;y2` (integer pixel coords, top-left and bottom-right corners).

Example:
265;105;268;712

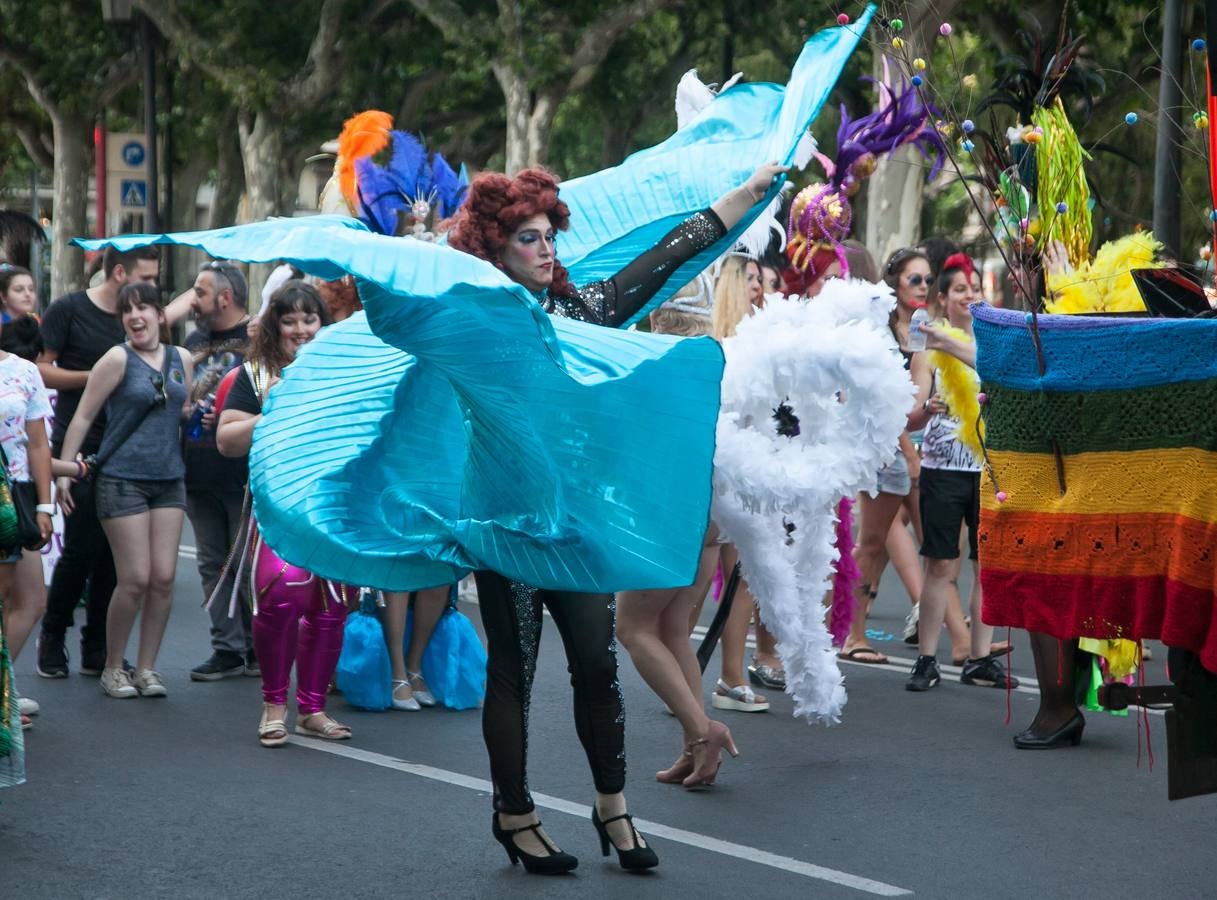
446;167;577;298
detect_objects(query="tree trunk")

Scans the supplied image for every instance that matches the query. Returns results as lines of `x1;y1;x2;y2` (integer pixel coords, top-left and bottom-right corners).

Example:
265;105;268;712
864;143;932;266
236;111;284;223
49;112;89;301
494;62;531;174
525;90;557;169
863;0;960;263
207;116;243;230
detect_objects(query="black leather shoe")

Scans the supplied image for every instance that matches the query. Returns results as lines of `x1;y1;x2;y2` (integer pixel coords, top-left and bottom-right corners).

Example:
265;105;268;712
491;815;578;874
1013;712;1085;749
592;808;659;871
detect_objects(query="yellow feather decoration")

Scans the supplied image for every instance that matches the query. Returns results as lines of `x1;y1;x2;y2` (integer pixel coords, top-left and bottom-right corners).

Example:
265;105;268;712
928;324;984;459
1044;232;1163;314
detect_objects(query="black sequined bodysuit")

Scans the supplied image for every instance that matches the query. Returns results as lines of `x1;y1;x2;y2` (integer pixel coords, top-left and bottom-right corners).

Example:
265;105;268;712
476;208;726;814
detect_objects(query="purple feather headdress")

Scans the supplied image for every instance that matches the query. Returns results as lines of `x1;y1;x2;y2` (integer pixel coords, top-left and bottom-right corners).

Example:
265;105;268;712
787;70;945;281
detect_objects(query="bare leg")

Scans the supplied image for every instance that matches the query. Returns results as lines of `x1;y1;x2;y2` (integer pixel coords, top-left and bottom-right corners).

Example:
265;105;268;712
384;591;408;679
885;517;923;606
406;586;449;675
966;567;991;660
137;507;184;671
902;484;924;545
617;588;710;747
918;556;962;659
2;550;46;660
100;512;153;670
841;491;904;657
716;544;763;694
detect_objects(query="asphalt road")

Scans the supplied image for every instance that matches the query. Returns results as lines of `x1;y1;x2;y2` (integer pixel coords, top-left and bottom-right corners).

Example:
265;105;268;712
3;528;1214;899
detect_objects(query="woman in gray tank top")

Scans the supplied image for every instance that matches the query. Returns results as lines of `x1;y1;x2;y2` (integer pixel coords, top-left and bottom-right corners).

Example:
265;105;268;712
55;282;194;700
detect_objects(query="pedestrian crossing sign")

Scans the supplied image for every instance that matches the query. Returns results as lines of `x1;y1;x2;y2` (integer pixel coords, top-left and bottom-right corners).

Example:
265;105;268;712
121;179;147;209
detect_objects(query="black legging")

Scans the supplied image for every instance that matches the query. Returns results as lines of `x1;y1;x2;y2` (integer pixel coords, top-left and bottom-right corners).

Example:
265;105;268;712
475;571;625;814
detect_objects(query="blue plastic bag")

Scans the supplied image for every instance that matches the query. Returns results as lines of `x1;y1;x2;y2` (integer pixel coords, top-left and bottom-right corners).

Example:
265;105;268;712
336;594;392;710
403;596;486;710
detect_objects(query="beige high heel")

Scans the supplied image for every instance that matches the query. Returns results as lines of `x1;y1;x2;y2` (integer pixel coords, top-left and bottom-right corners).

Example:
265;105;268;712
682;721;739;788
655;749;694;784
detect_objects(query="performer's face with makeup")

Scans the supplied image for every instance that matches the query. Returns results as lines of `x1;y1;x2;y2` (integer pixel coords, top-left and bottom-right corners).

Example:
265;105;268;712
502;213;557;293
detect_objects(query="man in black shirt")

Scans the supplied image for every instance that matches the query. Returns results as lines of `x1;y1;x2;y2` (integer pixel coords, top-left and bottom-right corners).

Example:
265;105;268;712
36;245;160;678
183;261;256;680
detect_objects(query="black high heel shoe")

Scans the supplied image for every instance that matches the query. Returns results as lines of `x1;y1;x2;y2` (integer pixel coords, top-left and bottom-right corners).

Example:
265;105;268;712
1013;712;1085;749
491;814;578;874
592;808;659;871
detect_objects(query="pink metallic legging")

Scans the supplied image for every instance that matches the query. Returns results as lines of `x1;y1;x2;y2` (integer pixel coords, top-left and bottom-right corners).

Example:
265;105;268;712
250;532;351;714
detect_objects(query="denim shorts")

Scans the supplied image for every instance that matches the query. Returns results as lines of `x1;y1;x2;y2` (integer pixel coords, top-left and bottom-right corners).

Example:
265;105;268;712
868;452;912;498
95;475;187;520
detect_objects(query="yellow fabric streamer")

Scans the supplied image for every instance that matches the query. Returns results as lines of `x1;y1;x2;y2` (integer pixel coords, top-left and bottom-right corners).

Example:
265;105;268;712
1078;637;1141;679
928;324;984;459
1044;232;1163;314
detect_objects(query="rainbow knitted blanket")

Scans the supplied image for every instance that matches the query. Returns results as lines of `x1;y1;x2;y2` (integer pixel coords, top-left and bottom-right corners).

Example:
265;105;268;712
974;305;1217;672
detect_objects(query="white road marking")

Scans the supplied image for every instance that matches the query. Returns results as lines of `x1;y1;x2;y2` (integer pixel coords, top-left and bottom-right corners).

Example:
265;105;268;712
179;544;197;559
288;736;914;896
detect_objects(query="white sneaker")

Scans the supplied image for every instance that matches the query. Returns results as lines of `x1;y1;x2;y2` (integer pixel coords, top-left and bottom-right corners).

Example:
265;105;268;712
902;604;920;644
17;695;40;716
101;667;137;698
132;669;168;698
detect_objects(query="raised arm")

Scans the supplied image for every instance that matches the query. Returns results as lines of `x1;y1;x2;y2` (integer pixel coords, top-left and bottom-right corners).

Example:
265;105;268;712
572;164;788;327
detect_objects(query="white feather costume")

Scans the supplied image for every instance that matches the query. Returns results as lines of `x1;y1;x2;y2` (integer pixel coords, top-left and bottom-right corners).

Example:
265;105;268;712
711;279;913;723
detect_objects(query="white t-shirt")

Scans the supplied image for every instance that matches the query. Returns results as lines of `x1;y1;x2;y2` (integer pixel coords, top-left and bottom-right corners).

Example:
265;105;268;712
0;354;53;481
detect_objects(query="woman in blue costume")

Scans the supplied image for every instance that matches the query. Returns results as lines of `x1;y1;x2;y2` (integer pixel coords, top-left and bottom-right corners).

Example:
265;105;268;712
445;162;783;873
74;12;876;871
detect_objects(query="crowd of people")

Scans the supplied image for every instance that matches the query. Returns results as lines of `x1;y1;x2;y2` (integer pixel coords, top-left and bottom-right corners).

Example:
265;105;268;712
0;29;1128;871
0;177;1035;861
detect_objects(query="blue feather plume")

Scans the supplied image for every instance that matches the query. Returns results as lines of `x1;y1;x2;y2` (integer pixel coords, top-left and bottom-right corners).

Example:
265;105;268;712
431;153;467;218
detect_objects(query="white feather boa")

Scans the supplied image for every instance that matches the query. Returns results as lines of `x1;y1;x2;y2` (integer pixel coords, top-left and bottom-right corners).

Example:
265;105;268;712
712;279;914;723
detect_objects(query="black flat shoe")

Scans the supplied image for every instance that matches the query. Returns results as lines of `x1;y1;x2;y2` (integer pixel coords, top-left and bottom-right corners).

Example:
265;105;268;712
1013;712;1085;749
592;808;659;871
491;814;578;874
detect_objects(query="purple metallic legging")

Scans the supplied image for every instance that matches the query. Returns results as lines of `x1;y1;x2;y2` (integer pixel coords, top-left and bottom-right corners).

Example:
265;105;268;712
250;529;351;714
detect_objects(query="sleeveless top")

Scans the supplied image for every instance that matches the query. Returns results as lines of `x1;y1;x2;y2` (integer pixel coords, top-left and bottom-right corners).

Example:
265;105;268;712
97;344;188;480
920;369;979;473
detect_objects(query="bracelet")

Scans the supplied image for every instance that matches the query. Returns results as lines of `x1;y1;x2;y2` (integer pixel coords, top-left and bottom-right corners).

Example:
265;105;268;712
75;458;88;479
35;503;56;515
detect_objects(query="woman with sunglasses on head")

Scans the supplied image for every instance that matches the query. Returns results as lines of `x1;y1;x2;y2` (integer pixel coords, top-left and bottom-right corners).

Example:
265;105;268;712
214;281;355;747
55;282;193;699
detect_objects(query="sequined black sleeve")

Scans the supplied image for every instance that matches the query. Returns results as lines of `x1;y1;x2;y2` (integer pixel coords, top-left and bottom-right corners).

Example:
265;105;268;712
546;209;726;327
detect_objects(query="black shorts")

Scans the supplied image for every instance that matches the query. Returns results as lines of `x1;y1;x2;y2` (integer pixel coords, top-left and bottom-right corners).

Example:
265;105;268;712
919;467;979;561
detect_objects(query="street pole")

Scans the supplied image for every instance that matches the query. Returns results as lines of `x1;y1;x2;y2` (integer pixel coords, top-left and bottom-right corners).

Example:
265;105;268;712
141;13;159;233
1153;0;1183;258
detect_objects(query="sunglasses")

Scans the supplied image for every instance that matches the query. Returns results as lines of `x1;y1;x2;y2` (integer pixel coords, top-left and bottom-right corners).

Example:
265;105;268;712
904;274;928;287
149;372;167;407
203;260;241;293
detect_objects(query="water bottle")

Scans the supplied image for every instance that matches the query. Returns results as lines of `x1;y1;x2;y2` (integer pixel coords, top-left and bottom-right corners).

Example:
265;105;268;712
906;308;930;352
187;392;216;440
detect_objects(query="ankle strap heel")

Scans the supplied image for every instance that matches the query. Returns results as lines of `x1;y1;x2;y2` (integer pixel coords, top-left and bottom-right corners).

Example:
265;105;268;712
491;814;578;874
591;808;660;870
